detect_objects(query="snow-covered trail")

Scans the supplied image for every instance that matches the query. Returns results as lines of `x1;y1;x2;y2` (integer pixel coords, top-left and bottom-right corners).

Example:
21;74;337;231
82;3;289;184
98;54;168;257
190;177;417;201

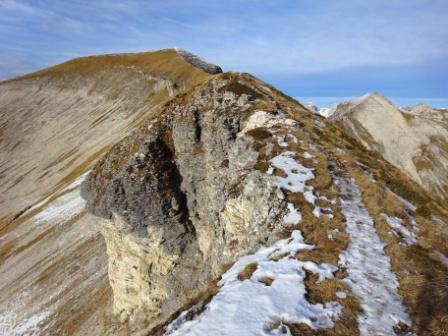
336;177;414;336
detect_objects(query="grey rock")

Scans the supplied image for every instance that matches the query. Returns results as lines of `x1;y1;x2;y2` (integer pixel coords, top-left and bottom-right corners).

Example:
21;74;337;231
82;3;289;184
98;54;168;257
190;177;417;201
177;49;223;74
81;74;289;331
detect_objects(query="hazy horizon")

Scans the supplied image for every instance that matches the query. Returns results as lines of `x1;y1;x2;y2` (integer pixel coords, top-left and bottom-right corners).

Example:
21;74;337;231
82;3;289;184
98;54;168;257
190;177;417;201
295;96;448;109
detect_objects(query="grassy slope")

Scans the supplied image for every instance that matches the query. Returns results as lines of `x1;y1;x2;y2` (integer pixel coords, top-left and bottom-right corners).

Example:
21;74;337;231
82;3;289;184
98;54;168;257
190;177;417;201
0;50;217;336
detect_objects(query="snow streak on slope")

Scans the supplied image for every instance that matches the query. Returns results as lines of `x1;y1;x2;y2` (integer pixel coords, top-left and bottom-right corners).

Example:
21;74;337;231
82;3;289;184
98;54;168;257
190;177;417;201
33;190;85;224
435;251;448;270
336;178;413;336
0;173;105;336
383;215;417;246
270;151;333;220
165;231;340;336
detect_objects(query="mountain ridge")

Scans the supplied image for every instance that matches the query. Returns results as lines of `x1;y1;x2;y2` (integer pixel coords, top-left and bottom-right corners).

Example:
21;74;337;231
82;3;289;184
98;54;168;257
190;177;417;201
330;93;448;201
0;50;447;336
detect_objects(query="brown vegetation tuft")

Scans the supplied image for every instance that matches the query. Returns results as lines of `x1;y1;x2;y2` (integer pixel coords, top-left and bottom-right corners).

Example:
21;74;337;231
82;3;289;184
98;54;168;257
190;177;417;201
237;263;258;281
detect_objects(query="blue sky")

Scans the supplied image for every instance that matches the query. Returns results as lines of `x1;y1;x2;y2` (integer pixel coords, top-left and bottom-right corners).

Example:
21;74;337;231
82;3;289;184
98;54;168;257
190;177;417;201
0;0;447;105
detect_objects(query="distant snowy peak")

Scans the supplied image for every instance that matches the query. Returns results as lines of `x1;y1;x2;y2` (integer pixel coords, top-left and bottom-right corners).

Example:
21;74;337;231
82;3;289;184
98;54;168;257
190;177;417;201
304;102;334;118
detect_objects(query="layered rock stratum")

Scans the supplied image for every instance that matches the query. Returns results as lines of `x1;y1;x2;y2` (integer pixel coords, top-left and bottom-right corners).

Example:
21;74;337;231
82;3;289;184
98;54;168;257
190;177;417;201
0;50;447;336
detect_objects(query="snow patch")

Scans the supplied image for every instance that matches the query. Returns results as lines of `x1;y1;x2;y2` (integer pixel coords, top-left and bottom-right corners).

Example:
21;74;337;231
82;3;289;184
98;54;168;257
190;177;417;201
312;206;334;219
336;291;347;299
383;215;417;246
28;171;89;214
432;215;446;226
33;189;85;224
303;151;314;159
283;203;302;225
270;152;331;218
0;308;50;336
270;152;314;195
165;231;340;336
276;135;288;148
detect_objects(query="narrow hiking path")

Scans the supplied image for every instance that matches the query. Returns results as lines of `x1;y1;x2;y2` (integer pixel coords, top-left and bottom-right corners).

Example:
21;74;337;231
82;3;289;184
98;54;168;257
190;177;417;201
336;177;414;336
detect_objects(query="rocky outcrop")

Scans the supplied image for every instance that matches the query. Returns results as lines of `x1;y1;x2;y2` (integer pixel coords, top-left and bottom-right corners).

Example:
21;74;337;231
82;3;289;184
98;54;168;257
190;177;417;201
330;93;448;201
81;74;295;332
177;49;223;74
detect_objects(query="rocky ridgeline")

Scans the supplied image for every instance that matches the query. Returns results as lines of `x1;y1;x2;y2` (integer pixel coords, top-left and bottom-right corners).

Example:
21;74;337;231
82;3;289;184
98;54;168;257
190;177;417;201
81;68;448;335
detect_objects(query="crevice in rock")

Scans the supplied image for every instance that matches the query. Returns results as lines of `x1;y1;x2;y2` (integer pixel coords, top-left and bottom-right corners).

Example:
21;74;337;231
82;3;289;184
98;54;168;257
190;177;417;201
192;108;202;143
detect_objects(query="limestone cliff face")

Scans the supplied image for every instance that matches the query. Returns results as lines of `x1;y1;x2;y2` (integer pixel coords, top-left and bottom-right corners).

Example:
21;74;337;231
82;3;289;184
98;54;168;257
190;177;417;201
81;74;296;331
330;93;448;201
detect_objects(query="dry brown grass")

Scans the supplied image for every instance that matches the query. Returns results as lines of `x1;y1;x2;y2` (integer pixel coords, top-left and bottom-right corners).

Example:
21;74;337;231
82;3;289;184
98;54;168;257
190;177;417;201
289;191;348;266
287;272;361;336
237;262;258;281
192;142;204;155
430;135;448;153
258;276;274;286
9;49;213;88
413;144;436;171
246;127;272;141
61;282;120;336
57;145;111;189
0;238;15;263
254;161;270;173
